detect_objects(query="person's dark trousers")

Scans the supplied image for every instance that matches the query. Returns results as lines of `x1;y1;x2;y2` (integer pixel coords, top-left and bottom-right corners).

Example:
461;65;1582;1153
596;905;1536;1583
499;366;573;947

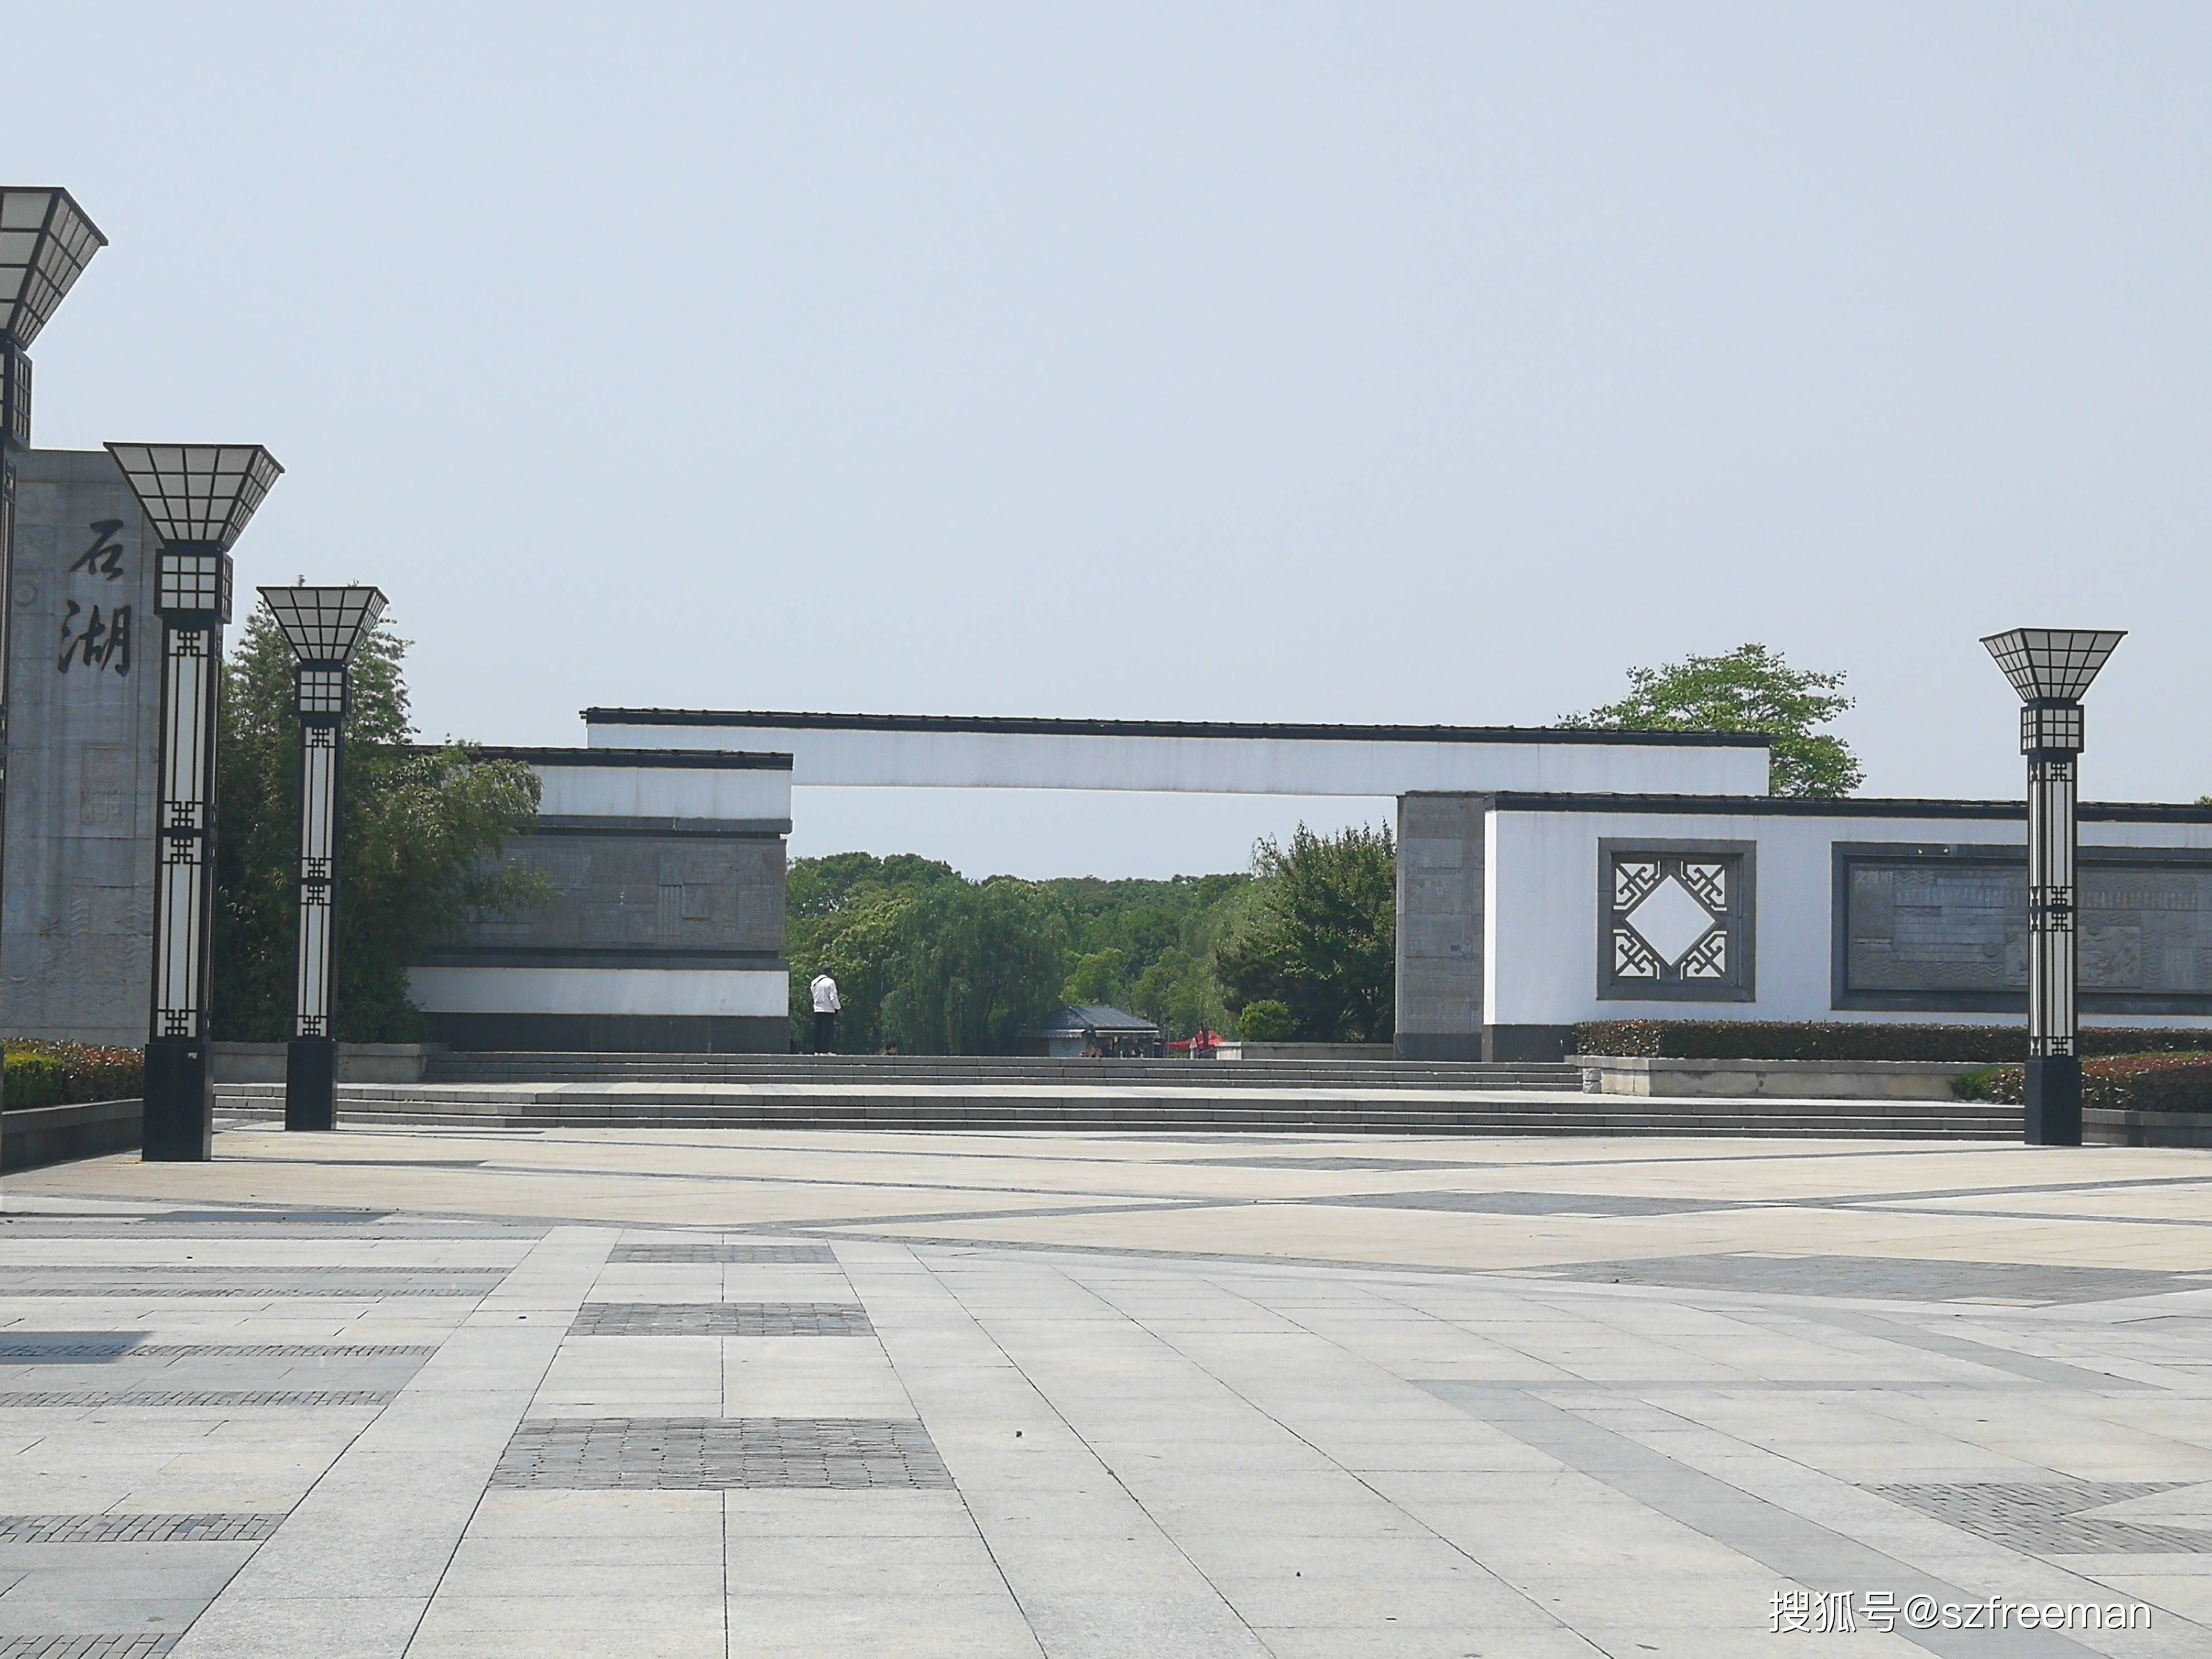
813;1011;837;1053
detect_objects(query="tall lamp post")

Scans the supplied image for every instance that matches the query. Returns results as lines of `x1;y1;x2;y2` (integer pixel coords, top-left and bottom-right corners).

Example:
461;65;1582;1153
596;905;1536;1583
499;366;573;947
0;189;105;932
258;585;386;1132
1981;627;2127;1147
107;444;284;1161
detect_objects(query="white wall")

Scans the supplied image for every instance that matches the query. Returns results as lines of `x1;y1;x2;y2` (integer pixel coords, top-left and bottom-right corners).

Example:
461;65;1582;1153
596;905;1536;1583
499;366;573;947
535;763;792;822
586;720;1769;798
408;966;786;1018
1485;808;2212;1029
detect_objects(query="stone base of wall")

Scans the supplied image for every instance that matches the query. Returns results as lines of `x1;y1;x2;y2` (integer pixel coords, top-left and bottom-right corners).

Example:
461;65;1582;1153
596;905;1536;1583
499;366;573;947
210;1043;445;1084
2086;1108;2212;1148
1575;1055;1983;1100
1395;1034;1485;1061
2;1098;141;1171
424;1013;788;1053
1239;1043;1396;1061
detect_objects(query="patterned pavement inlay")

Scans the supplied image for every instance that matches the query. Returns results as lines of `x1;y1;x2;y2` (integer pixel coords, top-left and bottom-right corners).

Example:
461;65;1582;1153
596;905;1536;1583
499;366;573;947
1870;1481;2212;1554
0;1335;146;1362
0;1389;397;1409
492;1417;952;1490
0;1280;498;1299
130;1343;439;1359
0;1638;180;1658
609;1242;838;1263
0;1514;286;1543
571;1302;872;1336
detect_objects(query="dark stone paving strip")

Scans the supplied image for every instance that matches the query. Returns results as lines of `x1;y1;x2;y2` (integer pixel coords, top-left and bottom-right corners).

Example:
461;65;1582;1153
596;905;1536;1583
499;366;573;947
0;1336;145;1362
610;1242;837;1263
1185;1155;1514;1171
492;1417;952;1490
0;1638;181;1658
1868;1480;2212;1555
1519;1253;2212;1306
128;1210;394;1224
787;1199;1235;1230
1768;1306;2153;1391
0;1389;397;1408
0;1514;285;1543
1425;1382;2103;1659
1309;1189;1744;1216
571;1302;872;1336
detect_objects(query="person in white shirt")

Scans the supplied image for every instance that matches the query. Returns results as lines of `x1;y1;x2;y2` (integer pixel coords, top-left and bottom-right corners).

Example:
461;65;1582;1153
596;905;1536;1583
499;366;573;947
810;972;841;1054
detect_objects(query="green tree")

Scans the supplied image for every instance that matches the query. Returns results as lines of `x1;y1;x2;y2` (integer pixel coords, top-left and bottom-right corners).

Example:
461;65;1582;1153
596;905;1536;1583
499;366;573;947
1561;642;1862;798
1215;823;1396;1042
788;856;1255;1047
879;879;1070;1054
210;607;547;1041
1237;1000;1295;1042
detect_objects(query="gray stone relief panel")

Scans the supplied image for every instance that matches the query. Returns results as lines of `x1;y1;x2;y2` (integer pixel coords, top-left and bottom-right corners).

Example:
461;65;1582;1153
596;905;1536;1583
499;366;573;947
445;830;786;961
1835;842;2212;1012
2;449;160;1045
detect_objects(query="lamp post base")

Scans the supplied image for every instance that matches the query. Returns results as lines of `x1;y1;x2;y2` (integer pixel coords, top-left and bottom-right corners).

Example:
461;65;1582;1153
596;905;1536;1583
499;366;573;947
285;1036;337;1131
2025;1055;2084;1147
142;1037;213;1161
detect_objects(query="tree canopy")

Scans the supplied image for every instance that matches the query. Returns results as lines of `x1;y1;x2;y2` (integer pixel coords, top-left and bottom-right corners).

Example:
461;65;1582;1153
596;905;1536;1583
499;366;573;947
210;606;546;1041
1215;823;1397;1042
1561;642;1862;798
786;853;1280;1052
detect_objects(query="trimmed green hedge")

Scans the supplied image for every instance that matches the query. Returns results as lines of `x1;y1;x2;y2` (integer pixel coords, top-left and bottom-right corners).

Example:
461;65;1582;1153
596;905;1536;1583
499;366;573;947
1574;1021;2212;1064
1954;1055;2212;1113
2;1041;144;1112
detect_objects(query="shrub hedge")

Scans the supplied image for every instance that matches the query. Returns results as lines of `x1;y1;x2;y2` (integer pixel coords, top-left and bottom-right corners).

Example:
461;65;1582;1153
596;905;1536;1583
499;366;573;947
2;1041;144;1112
1574;1021;2212;1064
1953;1055;2212;1113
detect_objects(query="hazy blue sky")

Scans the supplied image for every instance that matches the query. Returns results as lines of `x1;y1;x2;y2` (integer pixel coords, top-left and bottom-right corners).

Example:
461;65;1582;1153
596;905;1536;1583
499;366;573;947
7;3;2208;876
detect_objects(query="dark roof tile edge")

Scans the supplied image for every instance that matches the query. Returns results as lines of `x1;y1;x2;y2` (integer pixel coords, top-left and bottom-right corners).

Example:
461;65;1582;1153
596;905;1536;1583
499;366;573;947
579;709;1770;748
1481;792;2212;823
415;745;793;770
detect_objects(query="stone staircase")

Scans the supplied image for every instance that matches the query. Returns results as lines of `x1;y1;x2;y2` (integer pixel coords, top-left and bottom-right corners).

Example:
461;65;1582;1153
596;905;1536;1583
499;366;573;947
215;1076;2021;1139
420;1050;1584;1092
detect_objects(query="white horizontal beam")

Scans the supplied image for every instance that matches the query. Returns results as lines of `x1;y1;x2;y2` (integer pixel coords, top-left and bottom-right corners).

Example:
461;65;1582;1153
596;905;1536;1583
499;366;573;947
585;721;1769;798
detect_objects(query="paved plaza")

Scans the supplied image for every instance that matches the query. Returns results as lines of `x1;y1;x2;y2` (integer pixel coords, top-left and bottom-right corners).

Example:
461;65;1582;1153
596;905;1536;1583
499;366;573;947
5;1124;2212;1656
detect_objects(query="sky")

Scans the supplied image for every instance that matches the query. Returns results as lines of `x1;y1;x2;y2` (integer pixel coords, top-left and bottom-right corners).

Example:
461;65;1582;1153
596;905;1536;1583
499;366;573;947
7;3;2209;878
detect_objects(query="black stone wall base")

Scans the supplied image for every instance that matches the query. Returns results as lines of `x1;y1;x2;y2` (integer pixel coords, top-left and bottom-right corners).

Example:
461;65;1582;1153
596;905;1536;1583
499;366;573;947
1485;1024;1577;1062
142;1038;212;1161
1394;1033;1487;1061
285;1036;337;1131
2;1099;141;1172
2025;1055;2084;1146
423;1012;788;1053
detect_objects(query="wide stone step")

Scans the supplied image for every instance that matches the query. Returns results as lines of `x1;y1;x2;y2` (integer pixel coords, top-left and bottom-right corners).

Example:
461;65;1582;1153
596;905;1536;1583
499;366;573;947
216;1083;2017;1139
421;1054;1587;1091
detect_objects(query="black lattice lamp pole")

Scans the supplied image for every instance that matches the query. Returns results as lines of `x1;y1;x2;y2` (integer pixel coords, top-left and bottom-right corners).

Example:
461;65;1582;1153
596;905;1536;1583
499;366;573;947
258;585;386;1132
0;190;105;949
106;444;284;1162
1981;627;2127;1147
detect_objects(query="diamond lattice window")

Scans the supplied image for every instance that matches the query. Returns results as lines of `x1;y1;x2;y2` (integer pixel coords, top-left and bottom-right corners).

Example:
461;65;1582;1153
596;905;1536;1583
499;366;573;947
1600;843;1753;1002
